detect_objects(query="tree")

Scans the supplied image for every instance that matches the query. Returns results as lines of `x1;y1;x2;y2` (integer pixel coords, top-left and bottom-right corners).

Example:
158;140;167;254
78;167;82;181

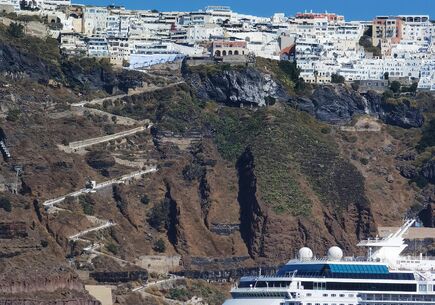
383;89;394;100
331;73;345;84
409;82;418;93
390;81;401;93
7;22;24;38
153;238;166;253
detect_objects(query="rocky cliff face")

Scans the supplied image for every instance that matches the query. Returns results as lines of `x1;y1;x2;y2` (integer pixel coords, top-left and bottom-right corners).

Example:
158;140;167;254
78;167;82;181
289;86;424;128
421;160;435;183
184;66;289;106
0;299;100;305
0;42;143;94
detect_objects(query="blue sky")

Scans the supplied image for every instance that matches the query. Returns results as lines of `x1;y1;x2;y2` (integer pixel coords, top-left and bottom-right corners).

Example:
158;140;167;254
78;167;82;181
76;0;435;21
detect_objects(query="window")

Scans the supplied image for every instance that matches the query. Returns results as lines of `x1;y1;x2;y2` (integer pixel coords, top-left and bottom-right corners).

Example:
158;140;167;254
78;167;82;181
323;294;328;297
332;294;337;297
340;294;345;297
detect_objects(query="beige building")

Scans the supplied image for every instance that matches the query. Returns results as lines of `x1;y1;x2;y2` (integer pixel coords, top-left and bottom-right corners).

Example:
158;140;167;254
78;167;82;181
212;40;247;57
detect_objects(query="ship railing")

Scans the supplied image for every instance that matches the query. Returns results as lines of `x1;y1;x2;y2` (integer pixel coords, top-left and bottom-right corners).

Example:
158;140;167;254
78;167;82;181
240;274;294;280
232;287;290;292
292;256;373;262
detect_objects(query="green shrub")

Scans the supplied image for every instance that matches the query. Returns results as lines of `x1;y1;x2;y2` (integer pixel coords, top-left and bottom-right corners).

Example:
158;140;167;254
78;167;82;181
360;158;369;165
106;243;118;255
148;199;170;231
7;22;24;38
331;73;345;84
390;81;401;93
182;162;205;181
6;109;21;122
168;287;190;301
79;194;94;215
153;238;166;253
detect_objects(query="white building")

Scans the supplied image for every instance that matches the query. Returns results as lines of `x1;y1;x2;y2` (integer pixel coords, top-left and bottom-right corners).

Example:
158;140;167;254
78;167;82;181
0;0;20;11
37;0;70;11
418;61;435;91
185;24;224;42
87;36;109;57
83;6;109;36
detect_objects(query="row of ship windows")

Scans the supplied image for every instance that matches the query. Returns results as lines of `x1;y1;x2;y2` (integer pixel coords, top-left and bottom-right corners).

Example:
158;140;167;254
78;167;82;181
305;303;354;305
306;294;355;298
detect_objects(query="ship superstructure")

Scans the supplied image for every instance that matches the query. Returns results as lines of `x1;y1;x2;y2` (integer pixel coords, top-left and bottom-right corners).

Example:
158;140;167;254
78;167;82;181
223;219;435;305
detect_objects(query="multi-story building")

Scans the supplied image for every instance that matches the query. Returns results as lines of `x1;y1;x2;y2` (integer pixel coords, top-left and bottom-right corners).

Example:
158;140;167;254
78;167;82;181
418;61;435;91
185;24;224;42
372;16;403;47
87;36;109;57
82;6;109;36
400;15;432;45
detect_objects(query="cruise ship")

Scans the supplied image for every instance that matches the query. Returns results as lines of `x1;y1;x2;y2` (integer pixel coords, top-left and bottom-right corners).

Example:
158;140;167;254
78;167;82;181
223;219;435;305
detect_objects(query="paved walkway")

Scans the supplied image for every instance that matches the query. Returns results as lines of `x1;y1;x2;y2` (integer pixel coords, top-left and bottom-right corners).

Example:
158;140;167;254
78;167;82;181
71;81;184;108
58;124;151;153
43;166;158;210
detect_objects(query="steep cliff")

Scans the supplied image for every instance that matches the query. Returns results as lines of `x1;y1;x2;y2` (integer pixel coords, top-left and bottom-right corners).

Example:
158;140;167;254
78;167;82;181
288;85;424;128
183;65;289;106
1;25;435;304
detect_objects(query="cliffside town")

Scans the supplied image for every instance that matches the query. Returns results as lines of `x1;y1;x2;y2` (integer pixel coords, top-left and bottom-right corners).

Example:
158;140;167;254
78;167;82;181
0;1;433;90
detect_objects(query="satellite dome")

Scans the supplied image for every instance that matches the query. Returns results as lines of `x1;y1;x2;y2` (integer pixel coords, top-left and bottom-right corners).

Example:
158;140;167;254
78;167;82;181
327;246;343;261
299;247;313;261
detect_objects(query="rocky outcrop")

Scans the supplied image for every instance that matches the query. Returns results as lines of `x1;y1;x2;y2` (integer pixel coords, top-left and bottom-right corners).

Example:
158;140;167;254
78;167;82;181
289;85;368;123
0;42;143;94
90;270;148;283
0;222;27;239
184;66;289;106
289;86;424;128
236;148;267;258
366;91;425;128
421;159;435;183
0;298;100;305
0;272;83;294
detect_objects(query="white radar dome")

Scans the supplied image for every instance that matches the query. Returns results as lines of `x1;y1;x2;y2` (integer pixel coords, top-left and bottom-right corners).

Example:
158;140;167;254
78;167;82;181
327;246;343;260
299;247;313;261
